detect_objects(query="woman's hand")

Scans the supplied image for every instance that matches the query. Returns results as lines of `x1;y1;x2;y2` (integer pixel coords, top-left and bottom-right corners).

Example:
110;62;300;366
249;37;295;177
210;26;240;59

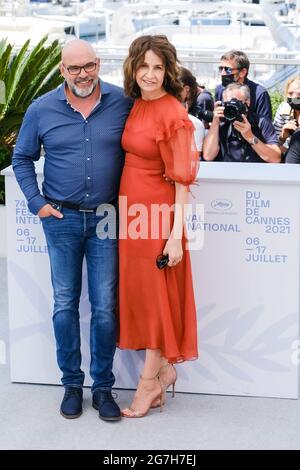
281;120;298;140
163;237;183;267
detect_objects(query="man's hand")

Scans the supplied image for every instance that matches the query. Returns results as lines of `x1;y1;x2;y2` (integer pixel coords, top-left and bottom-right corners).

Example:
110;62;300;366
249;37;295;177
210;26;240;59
212;101;225;122
233;114;253;142
38;203;63;219
202;102;223;161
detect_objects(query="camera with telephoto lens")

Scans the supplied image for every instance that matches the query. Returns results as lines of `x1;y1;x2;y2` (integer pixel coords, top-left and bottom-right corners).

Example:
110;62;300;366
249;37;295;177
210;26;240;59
197;107;214;123
223;98;247;122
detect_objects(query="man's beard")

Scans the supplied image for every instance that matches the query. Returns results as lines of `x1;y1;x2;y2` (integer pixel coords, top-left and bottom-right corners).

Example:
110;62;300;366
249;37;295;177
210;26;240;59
68;77;98;98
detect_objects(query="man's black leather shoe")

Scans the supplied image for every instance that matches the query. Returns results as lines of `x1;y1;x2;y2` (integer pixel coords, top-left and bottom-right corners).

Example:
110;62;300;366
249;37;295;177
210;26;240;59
92;390;121;421
60;386;83;419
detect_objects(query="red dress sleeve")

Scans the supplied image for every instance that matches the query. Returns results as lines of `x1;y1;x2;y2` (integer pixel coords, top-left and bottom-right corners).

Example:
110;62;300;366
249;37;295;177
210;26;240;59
156;117;200;186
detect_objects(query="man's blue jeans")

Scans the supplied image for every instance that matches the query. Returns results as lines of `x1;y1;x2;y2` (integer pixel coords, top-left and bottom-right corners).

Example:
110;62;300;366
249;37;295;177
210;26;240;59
41;207;118;393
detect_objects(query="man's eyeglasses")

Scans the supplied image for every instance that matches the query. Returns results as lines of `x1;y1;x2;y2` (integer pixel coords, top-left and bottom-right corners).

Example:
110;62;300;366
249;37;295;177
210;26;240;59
63;61;97;75
218;66;239;74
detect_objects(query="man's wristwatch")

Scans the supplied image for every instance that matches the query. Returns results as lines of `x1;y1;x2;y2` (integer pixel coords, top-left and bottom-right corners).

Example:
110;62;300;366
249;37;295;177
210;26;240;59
249;136;259;146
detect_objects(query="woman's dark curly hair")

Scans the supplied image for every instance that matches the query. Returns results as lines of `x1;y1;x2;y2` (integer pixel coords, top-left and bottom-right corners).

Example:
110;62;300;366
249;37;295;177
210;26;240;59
123;35;183;100
179;67;198;110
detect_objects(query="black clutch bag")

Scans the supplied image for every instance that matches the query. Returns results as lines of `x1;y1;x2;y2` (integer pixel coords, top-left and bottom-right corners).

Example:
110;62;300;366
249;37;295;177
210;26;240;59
156;253;169;269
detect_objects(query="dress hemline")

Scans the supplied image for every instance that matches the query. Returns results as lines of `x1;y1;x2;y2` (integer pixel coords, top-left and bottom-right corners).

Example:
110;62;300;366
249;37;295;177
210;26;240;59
117;344;198;365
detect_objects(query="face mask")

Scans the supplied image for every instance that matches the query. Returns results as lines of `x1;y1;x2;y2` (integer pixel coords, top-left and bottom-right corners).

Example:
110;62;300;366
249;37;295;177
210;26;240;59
287;97;300;110
221;74;235;87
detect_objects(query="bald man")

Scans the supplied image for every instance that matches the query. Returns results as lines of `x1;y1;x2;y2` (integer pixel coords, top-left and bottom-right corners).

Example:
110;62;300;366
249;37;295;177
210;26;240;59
13;40;132;421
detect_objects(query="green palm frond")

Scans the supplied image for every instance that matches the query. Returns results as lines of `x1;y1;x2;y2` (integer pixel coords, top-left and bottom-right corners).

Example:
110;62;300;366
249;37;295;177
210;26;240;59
0;38;7;56
0;42;13;115
19;40;62;105
0;35;63;142
0;107;25;146
5;39;31;107
0;36;63;203
0;40;12;80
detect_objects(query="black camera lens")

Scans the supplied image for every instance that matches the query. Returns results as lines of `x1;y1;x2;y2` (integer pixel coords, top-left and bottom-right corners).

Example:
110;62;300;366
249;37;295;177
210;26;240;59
223;104;238;121
197;108;214;123
223;98;247;122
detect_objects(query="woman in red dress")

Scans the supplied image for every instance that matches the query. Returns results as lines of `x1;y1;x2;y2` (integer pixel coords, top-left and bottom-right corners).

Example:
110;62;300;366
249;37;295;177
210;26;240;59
118;35;199;418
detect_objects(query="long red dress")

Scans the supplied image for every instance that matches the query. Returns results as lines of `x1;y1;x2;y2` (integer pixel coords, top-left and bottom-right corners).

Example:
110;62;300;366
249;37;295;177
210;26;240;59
118;93;199;363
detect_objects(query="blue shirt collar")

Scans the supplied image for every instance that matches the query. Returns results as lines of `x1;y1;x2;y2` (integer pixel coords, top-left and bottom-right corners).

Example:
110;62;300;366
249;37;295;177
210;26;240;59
57;79;111;100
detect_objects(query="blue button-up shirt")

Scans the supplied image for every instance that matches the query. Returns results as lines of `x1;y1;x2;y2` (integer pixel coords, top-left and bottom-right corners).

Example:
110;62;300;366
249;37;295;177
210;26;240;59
13;80;132;214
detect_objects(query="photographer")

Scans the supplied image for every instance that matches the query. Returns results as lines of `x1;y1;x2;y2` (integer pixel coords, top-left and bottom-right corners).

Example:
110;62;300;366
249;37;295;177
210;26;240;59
179;67;205;156
286;129;300;164
192;84;214;129
215;50;272;119
203;83;281;163
179;67;213;131
273;77;300;156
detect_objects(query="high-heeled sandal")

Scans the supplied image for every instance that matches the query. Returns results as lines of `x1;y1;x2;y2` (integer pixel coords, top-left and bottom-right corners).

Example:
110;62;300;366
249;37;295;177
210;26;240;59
151;363;177;408
122;374;163;418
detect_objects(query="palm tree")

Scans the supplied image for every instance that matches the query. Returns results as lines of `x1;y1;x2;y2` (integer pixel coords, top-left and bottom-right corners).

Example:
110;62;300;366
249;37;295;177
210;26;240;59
0;36;63;203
